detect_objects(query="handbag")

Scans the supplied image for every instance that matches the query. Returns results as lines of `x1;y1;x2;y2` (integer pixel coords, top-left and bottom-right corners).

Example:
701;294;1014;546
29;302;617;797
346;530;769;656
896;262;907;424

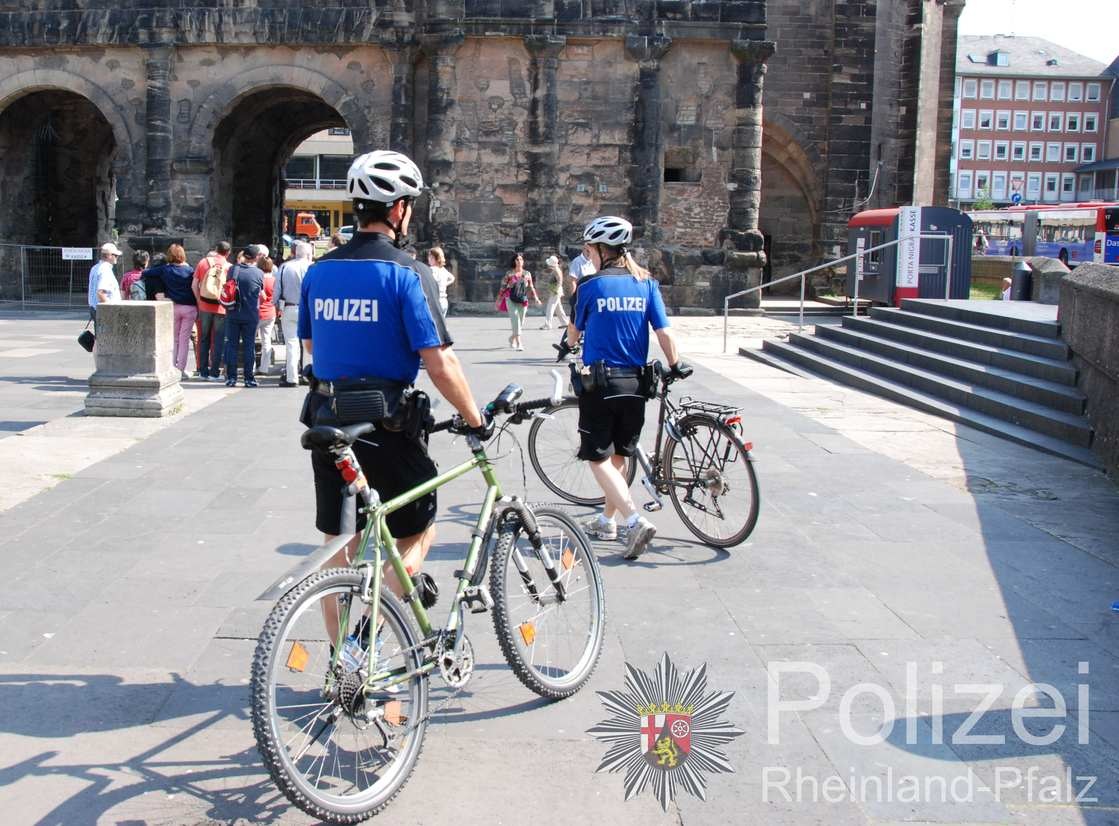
78;320;95;353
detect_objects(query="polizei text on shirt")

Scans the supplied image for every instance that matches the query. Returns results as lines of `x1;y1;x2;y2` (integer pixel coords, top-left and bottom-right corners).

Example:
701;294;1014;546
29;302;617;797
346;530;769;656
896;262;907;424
596;296;647;312
314;298;379;322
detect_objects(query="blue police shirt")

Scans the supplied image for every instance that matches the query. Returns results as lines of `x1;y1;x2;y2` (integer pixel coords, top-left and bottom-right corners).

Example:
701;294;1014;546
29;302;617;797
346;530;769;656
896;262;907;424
298;232;451;383
574;267;670;368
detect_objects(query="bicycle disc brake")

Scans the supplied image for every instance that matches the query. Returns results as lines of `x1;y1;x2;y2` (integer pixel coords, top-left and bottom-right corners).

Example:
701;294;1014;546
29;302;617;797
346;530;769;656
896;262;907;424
438;634;475;689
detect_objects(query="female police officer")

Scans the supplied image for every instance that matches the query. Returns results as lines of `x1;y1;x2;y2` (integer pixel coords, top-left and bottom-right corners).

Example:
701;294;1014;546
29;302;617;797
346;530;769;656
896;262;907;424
566;215;690;560
299;150;488;640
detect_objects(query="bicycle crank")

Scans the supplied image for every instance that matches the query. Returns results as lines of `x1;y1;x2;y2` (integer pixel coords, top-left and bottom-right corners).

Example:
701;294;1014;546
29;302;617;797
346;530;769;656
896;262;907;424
438;634;475;689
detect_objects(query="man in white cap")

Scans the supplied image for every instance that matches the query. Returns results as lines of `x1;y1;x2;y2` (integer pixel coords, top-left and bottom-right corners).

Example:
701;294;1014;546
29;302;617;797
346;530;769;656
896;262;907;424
87;242;122;330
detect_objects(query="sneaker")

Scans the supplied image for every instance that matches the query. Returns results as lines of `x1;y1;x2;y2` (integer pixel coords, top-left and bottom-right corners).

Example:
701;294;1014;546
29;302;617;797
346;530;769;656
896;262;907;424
244;380;259;388
180;370;190;382
581;515;617;541
622;517;657;560
278;379;297;388
224;378;236;387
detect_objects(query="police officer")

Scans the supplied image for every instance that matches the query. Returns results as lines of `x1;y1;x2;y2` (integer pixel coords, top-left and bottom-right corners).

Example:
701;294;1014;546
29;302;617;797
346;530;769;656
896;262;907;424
566;216;690;560
299;150;487;623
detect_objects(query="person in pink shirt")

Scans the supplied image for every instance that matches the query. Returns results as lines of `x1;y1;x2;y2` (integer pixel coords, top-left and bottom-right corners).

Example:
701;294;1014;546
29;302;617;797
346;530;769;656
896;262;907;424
120;250;149;299
257;256;278;376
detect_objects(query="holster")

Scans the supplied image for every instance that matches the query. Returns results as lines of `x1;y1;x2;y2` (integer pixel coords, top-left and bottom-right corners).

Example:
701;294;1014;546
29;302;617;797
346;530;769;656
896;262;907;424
569;361;597;397
638;363;658;399
330;377;405;425
381;388;435;441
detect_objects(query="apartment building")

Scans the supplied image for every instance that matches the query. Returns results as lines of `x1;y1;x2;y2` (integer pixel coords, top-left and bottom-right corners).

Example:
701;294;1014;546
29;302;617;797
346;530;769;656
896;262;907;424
950;35;1112;206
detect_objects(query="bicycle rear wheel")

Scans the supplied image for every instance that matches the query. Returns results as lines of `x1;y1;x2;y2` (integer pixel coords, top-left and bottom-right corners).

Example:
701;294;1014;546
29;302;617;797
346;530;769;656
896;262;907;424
527;400;636;506
490;506;606;698
251;568;429;823
664;413;759;548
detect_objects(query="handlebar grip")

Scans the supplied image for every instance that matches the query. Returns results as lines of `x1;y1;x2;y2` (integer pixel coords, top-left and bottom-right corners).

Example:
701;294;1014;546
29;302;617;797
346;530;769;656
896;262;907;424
514;397;554;413
431;418;455;433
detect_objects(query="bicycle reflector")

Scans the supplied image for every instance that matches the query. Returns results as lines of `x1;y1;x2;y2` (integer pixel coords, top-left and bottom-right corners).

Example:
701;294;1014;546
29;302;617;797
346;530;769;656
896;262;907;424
725;415;742;427
337;458;359;483
519;622;536;646
561;548;575;571
286;642;309;672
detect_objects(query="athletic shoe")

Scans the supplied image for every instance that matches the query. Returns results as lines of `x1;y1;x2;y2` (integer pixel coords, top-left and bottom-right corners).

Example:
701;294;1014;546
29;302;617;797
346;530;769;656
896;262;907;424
581;515;617;541
278;379;297;388
208;375;223;383
244;380;259;388
180;371;190;382
225;379;236;387
622;517;657;560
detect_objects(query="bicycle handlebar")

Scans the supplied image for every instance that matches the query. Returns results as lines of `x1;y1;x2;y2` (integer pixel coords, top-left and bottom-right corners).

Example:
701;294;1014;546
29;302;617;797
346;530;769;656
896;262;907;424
430;370;566;435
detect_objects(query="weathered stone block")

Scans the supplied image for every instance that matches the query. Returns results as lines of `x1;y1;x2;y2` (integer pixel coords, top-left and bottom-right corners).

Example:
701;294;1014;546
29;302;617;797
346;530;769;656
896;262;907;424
85;301;183;418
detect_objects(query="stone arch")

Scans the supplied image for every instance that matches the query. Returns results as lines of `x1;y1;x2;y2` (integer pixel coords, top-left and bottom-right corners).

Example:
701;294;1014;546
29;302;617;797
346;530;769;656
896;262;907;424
761;115;824;291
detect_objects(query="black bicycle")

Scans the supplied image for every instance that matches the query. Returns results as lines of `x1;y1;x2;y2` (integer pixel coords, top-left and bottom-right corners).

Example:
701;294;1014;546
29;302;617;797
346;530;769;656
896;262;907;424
527;363;760;548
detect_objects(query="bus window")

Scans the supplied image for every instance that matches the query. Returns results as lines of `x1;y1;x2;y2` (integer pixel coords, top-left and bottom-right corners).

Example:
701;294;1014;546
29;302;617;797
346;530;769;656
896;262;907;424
1106;208;1119;233
868;230;882;264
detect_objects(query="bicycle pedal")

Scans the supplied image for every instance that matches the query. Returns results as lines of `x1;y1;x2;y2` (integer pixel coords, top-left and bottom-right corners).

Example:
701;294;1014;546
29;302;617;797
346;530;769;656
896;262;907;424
462;585;494;614
643;501;663;513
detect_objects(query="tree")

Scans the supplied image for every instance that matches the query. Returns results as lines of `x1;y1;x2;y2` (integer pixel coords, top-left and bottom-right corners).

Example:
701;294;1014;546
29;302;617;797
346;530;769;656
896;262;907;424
972;190;995;211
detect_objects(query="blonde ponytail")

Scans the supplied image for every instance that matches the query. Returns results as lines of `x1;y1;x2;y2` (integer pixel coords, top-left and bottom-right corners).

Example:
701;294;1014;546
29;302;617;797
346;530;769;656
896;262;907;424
621;250;650;281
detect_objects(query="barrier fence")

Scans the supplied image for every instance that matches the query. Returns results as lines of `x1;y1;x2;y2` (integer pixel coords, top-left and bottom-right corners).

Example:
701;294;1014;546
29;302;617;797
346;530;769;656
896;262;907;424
0;243;109;308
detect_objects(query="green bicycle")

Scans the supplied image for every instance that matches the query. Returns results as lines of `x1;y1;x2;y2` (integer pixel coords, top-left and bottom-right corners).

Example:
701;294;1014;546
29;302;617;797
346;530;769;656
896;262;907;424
250;377;606;823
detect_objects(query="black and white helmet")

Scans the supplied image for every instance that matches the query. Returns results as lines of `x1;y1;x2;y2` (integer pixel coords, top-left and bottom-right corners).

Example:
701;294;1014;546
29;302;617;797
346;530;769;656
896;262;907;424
582;215;633;246
347;150;425;203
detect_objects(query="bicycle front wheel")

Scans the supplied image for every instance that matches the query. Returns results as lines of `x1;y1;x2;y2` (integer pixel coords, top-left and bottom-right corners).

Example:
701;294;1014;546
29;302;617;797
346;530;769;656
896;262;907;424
527;399;636;506
664;414;759;548
490;506;606;698
251;568;429;823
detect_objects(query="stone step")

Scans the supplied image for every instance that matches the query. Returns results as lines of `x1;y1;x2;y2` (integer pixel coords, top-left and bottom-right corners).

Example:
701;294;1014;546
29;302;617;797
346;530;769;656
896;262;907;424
783;333;1092;447
901;298;1062;338
758;339;1100;468
816;325;1085;415
841;316;1078;386
869;307;1070;360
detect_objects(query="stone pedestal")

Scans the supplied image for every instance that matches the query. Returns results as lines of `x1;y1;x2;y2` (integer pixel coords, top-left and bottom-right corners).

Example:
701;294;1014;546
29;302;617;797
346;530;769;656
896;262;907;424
85;301;183;417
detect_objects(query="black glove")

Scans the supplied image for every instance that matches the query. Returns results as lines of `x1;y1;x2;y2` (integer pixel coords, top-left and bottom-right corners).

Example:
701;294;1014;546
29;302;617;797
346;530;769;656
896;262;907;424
668;361;693;381
457;410;495;441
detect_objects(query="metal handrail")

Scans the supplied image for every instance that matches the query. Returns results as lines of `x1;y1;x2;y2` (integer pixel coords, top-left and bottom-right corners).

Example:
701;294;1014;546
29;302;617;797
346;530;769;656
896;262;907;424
721;233;955;352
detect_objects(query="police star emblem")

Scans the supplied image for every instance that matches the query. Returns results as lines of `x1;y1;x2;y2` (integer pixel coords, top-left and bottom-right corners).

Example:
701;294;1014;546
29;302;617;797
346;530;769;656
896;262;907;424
588;653;744;810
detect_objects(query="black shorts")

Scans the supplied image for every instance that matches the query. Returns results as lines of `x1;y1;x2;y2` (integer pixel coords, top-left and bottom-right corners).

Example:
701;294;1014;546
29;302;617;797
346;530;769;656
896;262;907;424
577;377;647;462
310;399;437;538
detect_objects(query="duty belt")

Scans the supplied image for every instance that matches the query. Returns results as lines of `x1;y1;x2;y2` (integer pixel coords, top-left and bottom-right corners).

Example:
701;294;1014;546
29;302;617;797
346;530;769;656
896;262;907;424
601;366;642;378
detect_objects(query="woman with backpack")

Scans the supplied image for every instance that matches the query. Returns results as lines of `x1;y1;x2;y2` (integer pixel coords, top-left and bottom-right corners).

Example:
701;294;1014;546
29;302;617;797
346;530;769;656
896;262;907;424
256;256;278;376
120;250;149;300
495;251;541;351
144;244;197;380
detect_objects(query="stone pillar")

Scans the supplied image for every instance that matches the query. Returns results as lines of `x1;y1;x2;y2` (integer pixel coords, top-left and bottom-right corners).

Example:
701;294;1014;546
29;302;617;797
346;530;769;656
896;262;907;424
624;34;671;243
390;45;418;155
143;44;174;235
86;302;184;417
724;39;776;309
912;0;945;206
420;32;465;246
523;34;566;251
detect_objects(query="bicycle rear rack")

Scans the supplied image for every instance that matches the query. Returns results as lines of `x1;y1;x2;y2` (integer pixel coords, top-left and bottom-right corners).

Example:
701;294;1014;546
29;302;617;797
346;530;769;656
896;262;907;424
679;397;740;418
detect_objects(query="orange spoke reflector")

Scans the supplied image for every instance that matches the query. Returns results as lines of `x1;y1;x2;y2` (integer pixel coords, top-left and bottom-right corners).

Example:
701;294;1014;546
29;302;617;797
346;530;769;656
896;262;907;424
744;442;753;451
286;641;309;672
519;622;536;646
383;700;404;726
561;548;575;570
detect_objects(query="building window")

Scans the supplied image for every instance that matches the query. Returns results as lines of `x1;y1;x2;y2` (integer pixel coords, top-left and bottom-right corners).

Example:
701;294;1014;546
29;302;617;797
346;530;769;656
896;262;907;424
995;141;1010;161
1044;172;1059;200
1048;112;1063;132
1084;113;1098;132
992;172;1008;200
1063;143;1078;163
997;80;1013;100
1079;174;1094;198
1046;142;1061;162
1050;81;1066;102
1010;173;1025;201
1081;143;1096;163
962;78;978;98
1031;112;1045;131
1026;172;1042;199
975;171;991;198
1011;141;1026;161
996;110;1011;130
978;110;993;130
1068;82;1083;101
977;140;992;160
961;109;977;129
1066;113;1080;132
1029;142;1044;162
981;79;995;99
1015;80;1030;100
1061;173;1076;201
1086;82;1101;102
959;139;975;160
1013;111;1028;130
1033;81;1047;101
958;171;973;199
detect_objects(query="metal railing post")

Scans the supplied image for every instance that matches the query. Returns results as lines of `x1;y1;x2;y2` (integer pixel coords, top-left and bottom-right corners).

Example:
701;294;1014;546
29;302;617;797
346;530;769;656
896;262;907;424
722;296;729;353
852;254;860;318
798;273;805;333
20;246;27;310
944;235;954;300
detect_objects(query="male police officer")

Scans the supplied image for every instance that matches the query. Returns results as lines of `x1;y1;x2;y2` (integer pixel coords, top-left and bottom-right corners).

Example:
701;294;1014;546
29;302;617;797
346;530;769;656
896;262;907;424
566;216;690;560
299;150;486;617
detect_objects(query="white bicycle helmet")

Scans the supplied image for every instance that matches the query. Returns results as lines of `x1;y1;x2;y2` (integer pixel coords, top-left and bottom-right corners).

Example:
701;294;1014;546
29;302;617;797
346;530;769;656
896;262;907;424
583;215;633;246
347;150;425;203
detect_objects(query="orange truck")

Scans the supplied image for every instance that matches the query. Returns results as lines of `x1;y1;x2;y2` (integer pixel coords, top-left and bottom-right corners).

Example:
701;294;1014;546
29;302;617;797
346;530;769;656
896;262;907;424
294;212;322;240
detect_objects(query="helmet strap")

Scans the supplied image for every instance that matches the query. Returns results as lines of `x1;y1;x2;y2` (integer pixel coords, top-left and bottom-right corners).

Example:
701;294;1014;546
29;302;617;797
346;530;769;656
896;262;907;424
598;244;626;270
387;198;413;249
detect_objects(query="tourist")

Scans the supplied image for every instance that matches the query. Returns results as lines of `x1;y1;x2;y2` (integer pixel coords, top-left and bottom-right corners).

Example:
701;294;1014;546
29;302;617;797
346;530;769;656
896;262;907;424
540;254;569;330
86;242;122;331
274;240;313;387
192;241;232;382
495;251;540;351
120;250;149;300
427;247;455;317
147;244;198;380
221;244;265;387
257;256;277;376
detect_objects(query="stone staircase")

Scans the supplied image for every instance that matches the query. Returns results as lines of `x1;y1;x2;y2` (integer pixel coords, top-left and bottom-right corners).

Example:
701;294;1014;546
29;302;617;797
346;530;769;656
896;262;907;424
748;299;1098;467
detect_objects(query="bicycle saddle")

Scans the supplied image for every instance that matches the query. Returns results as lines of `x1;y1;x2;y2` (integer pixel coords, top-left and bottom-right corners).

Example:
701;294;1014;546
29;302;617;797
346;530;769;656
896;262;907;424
300;422;375;451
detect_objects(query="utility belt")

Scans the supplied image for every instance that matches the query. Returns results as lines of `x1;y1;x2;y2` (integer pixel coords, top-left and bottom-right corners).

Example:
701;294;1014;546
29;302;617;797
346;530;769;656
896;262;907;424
300;370;434;441
569;361;657;400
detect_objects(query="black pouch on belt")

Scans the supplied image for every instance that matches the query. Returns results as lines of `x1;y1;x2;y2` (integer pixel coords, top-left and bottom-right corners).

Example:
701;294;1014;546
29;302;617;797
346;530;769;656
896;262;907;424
638;363;658;399
331;378;405;425
569;361;598;397
381;388;434;442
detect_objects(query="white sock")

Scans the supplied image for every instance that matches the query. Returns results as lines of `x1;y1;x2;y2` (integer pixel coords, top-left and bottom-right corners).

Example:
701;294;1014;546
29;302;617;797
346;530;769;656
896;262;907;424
599;514;616;526
624;513;641;528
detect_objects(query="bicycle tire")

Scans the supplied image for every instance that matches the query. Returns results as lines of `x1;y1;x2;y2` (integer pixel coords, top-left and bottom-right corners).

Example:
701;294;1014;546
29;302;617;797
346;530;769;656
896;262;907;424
663;413;759;548
251;567;429;823
527;400;637;506
490;506;606;698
